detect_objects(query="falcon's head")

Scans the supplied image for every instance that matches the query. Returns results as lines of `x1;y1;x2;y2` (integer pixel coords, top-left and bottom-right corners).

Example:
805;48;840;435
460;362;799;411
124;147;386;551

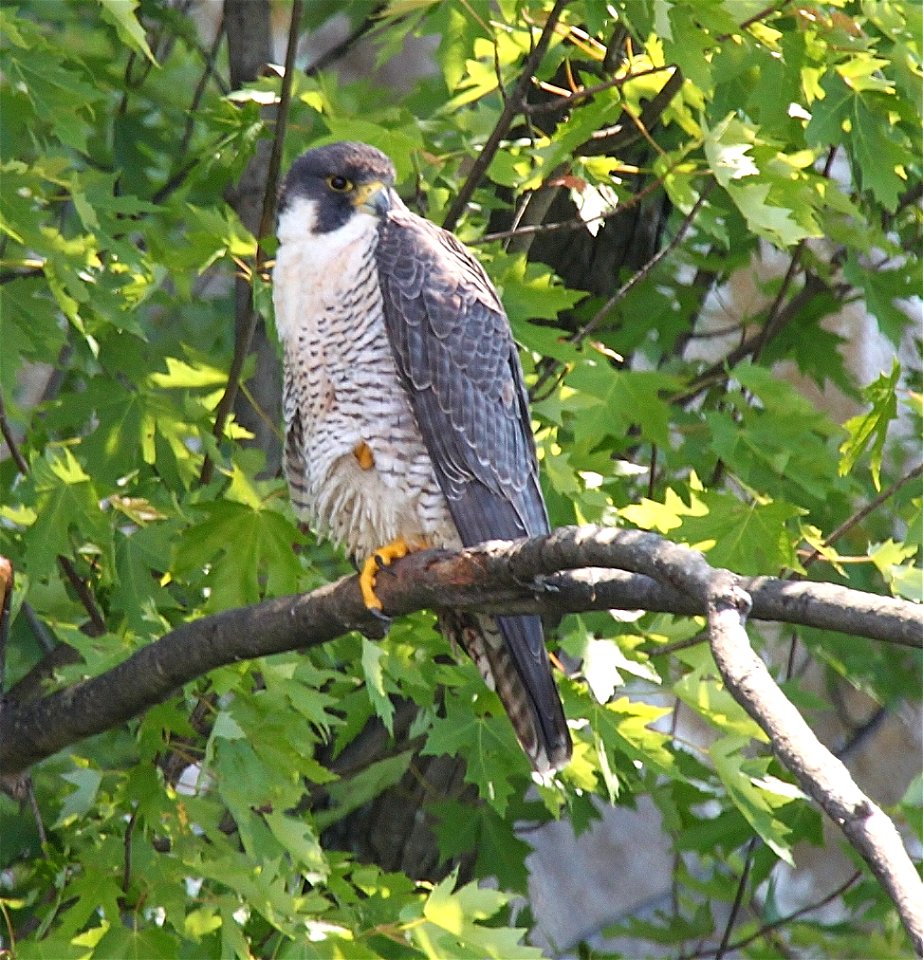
277;141;397;241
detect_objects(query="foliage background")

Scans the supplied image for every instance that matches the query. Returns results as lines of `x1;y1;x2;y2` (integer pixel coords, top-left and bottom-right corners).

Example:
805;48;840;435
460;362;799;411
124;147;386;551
1;0;920;957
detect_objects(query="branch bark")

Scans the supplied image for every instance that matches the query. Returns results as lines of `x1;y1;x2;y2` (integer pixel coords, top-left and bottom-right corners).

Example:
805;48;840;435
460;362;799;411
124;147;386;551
703;576;923;955
2;525;920;946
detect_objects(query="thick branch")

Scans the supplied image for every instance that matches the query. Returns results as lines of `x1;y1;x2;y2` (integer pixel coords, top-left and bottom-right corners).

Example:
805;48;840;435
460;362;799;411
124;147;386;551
3;525;920;943
703;578;923;954
2;526;918;777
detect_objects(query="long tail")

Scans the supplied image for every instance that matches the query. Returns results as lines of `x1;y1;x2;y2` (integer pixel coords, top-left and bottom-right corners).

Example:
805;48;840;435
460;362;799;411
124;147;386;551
441;611;572;773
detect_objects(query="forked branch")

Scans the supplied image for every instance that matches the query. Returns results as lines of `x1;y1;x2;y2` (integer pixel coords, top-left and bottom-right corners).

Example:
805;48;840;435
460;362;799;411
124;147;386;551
1;525;920;947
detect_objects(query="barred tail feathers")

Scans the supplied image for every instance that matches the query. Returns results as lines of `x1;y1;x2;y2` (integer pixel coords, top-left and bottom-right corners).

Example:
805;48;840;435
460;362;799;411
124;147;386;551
440;611;571;773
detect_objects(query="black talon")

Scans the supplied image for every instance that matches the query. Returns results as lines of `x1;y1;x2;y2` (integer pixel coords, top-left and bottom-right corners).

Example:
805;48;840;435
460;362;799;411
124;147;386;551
359;607;391;640
533;574;559;594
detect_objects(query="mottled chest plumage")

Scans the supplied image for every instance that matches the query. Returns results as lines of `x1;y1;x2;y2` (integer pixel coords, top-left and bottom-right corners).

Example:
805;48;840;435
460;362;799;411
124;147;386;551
272;209;456;562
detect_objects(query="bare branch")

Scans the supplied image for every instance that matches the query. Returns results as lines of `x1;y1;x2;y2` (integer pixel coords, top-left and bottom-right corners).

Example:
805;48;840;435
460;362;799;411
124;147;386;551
304;2;388;78
573;183;714;345
716;838;757;960
2;525;918;770
679;871;862;959
704;574;923;954
0;393;29;474
57;556;106;637
523;65;673;115
802;462;923;570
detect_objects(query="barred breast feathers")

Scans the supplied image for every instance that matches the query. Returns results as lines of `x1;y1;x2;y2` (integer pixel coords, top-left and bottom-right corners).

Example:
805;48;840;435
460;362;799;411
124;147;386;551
272;197;455;562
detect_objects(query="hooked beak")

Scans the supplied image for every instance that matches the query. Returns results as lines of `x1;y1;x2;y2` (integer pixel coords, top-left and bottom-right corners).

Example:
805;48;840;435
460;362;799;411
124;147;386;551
352;180;391;217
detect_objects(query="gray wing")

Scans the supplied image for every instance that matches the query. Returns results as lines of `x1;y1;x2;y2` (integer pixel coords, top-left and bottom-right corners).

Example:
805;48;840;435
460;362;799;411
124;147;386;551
375;209;571;773
375;208;549;544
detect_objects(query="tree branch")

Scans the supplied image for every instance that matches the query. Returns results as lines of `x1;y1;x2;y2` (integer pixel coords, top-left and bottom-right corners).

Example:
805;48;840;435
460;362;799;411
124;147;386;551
802;461;923;570
2;526;920;946
0;524;916;751
200;0;302;485
571;182;714;345
702;572;923;954
442;0;569;232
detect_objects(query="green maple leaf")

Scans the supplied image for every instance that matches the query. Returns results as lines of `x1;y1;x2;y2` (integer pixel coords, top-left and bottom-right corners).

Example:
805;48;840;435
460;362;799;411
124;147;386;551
678;491;804;574
710;736;804;865
361;638;396;734
839;361;900;490
422;690;527;816
23;447;109;575
418;872;543;959
175;500;301;608
851;95;914;211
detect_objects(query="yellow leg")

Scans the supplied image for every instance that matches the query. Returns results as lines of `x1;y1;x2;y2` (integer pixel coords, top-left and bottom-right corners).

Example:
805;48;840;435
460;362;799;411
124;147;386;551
359;537;412;611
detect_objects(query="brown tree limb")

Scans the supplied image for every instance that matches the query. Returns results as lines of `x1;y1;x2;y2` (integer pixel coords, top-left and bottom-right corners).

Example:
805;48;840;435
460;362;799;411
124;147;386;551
0;524;917;750
701;573;923;954
2;526;920;946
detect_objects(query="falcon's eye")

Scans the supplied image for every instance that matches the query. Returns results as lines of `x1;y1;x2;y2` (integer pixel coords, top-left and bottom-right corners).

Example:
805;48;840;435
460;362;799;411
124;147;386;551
326;175;353;193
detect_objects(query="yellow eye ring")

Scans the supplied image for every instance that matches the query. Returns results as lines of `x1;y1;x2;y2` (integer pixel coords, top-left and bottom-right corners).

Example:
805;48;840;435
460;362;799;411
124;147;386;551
326;175;353;193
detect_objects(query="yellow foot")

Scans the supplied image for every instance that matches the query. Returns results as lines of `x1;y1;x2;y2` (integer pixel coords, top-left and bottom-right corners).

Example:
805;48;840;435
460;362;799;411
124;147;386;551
360;538;413;611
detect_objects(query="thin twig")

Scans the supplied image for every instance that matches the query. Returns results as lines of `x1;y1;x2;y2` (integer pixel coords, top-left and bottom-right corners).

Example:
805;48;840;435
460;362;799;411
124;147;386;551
442;0;570;232
0;393;29;474
680;871;861;959
305;2;387;77
473;170;671;245
673;274;832;408
716;838;756;960
523;65;672;114
26;778;47;846
152;19;228;207
200;0;303;486
718;0;791;41
57;557;106;637
123;809;137;895
573;183;713;345
0;266;44;286
580;68;684;157
752;147;836;362
802;462;923;570
750;240;805;363
21;602;57;655
178;13;226;160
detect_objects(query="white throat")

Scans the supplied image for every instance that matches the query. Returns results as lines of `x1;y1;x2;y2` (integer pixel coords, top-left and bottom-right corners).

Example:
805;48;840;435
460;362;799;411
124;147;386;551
273;197;380;343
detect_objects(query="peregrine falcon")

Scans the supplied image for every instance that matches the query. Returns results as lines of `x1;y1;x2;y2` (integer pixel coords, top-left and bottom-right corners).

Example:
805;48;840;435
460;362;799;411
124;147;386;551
272;141;572;773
